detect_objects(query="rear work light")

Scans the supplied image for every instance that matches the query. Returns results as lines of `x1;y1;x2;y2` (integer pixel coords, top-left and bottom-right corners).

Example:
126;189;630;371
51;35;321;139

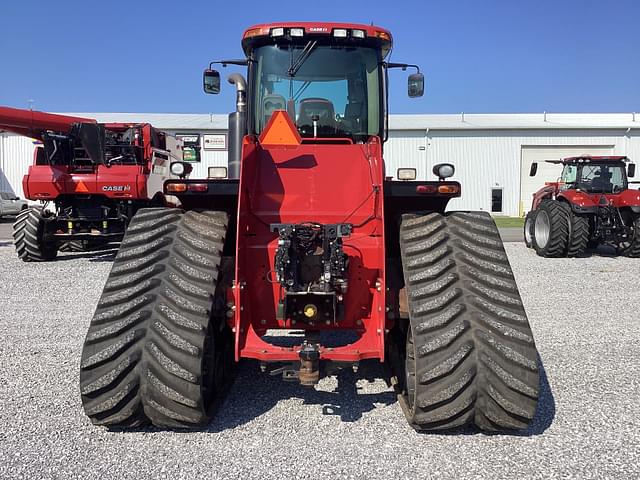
351;29;366;38
271;27;285;37
166;183;187;193
333;29;348;38
208;166;228;179
397;168;417;181
289;27;304;37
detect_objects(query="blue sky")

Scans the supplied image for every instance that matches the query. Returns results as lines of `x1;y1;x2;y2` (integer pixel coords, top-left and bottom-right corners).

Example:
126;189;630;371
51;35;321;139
1;0;639;114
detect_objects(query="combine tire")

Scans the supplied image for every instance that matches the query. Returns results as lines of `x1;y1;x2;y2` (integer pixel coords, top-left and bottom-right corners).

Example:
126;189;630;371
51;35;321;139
80;208;230;429
12;208;58;262
619;215;640;258
523;211;536;248
532;201;569;257
566;211;589;257
398;211;539;432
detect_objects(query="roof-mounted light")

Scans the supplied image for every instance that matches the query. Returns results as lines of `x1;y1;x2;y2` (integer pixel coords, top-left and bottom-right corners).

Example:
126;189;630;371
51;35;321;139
244;27;264;39
375;30;391;41
290;27;304;37
351;29;366;39
271;27;285;37
333;28;348;38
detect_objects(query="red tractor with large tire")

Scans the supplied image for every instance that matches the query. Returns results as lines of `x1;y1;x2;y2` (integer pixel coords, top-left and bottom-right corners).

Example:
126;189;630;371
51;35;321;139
79;22;540;433
524;156;640;257
0;106;186;261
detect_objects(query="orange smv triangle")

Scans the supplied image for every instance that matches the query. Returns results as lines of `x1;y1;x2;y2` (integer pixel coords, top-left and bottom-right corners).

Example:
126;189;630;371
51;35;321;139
74;180;90;193
259;110;301;146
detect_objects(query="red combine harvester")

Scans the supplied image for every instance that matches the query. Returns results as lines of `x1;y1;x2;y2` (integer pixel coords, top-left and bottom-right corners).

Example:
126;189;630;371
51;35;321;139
80;22;540;433
0;106;185;261
524;156;640;257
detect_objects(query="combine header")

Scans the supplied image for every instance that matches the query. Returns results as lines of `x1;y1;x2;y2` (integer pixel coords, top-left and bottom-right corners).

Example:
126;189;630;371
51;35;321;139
0;106;184;260
80;22;540;432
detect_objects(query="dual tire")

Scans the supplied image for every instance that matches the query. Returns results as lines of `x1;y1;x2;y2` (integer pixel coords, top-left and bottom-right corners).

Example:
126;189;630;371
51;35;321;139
526;200;588;257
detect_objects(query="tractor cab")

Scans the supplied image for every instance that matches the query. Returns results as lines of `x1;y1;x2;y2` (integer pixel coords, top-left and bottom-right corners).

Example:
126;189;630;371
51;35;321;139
204;22;424;146
555;156;634;194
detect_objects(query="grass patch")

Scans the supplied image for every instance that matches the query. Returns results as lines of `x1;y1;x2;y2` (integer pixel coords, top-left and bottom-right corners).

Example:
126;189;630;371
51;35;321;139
492;216;525;228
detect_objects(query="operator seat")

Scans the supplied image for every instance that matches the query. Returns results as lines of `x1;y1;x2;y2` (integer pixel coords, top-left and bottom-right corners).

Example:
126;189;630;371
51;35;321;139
297;98;337;136
591;171;613;192
263;94;287;128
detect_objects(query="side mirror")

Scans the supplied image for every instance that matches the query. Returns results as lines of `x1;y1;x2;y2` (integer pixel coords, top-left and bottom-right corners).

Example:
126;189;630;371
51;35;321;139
529;162;538;177
628;163;636;178
203;69;221;94
408;73;424;98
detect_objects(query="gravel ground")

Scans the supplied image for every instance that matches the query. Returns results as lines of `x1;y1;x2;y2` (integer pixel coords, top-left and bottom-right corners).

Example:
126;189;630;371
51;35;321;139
0;243;638;479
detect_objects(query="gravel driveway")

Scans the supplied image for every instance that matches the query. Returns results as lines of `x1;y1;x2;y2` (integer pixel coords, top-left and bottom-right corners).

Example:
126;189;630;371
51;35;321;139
0;244;638;479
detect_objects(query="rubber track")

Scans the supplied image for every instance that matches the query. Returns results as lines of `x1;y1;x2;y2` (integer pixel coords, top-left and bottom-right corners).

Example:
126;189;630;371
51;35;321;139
567;211;589;257
79;207;228;428
12;207;57;262
399;211;539;432
534;201;569;258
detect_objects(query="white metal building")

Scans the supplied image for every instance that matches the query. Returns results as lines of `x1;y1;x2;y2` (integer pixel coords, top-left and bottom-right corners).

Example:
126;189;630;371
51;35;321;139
1;112;639;217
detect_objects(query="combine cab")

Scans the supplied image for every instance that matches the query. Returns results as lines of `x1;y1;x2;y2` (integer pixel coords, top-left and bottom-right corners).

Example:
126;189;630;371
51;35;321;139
525;156;640;257
0;107;185;260
80;22;540;432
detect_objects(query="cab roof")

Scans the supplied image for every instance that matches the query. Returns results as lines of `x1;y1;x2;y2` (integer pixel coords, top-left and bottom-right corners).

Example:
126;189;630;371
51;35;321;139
241;22;393;58
545;155;630;164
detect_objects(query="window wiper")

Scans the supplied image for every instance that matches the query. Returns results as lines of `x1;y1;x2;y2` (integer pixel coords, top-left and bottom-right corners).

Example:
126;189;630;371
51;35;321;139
288;41;317;77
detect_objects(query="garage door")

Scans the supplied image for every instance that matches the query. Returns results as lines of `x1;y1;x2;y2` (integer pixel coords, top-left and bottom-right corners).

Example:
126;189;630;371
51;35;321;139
520;145;614;215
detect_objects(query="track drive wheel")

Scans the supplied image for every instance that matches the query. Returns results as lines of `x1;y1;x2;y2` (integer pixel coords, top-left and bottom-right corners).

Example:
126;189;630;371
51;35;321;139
566;211;589;257
398;212;539;432
532;201;569;257
80;208;231;429
12;207;58;262
523;210;536;248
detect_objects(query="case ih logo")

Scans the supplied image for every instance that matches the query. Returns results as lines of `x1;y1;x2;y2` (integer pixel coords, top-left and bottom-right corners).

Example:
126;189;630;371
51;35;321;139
102;185;132;192
308;27;329;33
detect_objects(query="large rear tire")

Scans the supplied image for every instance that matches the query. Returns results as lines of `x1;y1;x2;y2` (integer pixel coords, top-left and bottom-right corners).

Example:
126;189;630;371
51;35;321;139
619;215;640;258
523;211;536;248
532;201;569;257
398;212;539;432
12;207;58;262
79;208;230;429
566;211;589;257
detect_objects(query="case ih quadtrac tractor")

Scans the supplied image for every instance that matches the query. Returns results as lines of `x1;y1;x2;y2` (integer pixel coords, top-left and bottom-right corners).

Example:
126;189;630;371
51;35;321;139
80;22;540;433
0;106;184;261
524;156;640;257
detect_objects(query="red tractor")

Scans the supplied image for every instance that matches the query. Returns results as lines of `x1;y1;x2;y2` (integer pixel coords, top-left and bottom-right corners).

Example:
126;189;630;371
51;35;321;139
79;22;540;433
0;106;186;261
524;156;640;257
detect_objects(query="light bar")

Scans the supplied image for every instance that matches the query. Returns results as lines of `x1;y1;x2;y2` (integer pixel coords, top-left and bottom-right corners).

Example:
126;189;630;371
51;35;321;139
333;28;348;38
271;27;284;37
351;29;365;38
290;27;304;37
